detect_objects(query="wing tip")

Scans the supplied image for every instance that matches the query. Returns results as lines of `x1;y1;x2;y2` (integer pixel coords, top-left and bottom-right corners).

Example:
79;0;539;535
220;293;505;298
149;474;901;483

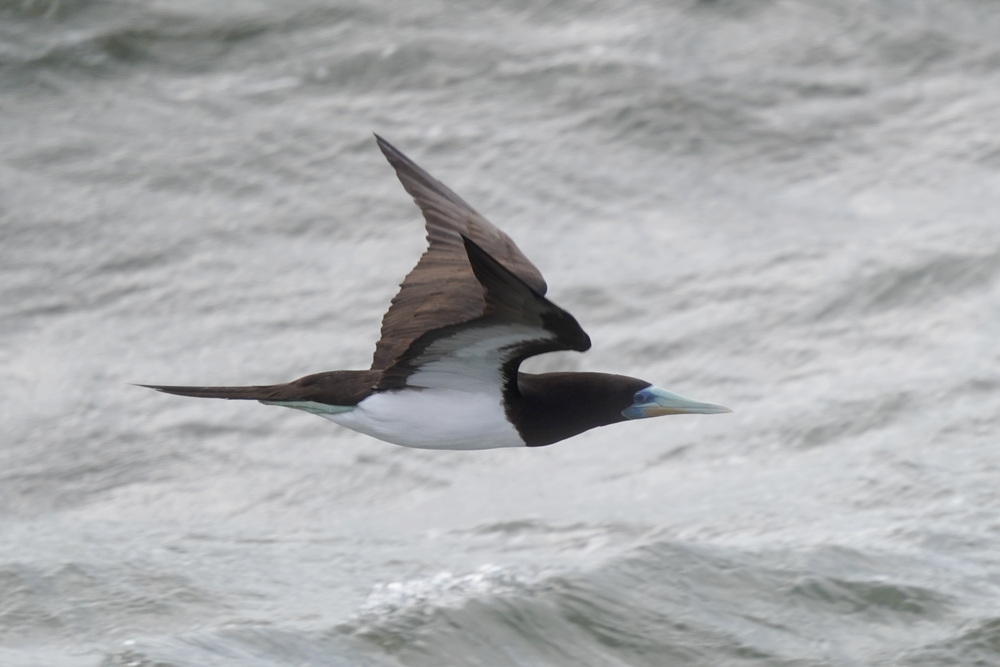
373;133;407;168
461;234;542;297
461;234;591;353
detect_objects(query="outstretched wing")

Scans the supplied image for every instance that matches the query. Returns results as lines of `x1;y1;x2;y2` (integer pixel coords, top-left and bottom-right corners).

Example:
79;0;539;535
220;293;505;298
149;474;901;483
370;136;548;374
376;236;591;391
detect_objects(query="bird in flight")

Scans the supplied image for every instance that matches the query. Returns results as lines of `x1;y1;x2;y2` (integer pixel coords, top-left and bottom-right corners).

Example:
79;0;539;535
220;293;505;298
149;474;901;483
141;136;730;449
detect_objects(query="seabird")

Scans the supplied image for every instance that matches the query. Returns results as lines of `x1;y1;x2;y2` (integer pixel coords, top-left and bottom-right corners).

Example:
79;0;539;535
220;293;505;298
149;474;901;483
142;136;730;449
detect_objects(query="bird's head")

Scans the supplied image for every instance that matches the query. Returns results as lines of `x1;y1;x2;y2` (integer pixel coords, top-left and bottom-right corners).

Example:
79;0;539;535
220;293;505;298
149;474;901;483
513;373;730;446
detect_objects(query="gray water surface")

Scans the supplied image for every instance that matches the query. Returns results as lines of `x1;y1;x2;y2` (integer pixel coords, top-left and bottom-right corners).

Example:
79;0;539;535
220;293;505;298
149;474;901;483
3;1;1000;665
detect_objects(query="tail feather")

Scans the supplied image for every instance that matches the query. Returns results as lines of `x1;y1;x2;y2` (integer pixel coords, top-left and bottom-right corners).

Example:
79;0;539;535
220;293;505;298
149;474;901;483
136;384;279;401
136;370;381;406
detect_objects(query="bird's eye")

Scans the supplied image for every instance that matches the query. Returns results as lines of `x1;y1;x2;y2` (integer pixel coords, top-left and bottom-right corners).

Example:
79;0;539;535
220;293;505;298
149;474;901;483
633;389;651;404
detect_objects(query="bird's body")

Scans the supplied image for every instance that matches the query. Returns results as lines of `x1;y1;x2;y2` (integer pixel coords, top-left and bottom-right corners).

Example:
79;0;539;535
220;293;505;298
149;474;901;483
322;388;522;450
142;136;730;449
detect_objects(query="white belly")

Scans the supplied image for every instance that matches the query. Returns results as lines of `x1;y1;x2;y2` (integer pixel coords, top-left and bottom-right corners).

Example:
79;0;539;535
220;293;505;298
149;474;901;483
322;389;525;450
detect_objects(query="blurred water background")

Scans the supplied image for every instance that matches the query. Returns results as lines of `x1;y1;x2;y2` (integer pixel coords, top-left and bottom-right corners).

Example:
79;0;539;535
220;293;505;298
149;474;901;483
3;0;1000;664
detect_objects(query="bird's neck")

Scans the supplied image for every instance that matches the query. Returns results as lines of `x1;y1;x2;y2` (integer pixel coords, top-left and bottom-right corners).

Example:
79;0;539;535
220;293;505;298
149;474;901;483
506;372;644;447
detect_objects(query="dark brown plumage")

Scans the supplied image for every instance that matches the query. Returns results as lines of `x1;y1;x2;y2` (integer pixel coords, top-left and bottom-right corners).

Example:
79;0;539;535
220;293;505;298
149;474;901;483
370;135;549;379
141;136;730;449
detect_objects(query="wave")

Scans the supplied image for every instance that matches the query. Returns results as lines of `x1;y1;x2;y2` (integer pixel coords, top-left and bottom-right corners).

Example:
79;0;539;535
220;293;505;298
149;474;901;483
0;0;369;78
336;541;962;666
96;538;992;666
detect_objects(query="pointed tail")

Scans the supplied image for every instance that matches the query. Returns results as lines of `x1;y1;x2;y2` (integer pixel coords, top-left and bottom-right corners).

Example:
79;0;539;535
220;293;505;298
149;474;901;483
136;370;380;405
135;384;279;401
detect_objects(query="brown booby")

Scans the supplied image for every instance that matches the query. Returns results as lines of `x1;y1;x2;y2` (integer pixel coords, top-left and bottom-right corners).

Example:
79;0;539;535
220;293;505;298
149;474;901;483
141;136;730;449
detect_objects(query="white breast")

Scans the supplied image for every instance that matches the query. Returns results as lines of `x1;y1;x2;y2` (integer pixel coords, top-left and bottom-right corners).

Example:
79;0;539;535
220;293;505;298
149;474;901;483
321;389;525;450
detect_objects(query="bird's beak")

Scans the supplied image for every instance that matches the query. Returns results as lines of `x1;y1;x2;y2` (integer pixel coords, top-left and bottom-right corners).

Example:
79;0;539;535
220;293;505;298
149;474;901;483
622;385;732;420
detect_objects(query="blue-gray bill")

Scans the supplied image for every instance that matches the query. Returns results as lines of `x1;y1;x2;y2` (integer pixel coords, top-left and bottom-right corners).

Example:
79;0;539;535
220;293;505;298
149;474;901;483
621;386;732;420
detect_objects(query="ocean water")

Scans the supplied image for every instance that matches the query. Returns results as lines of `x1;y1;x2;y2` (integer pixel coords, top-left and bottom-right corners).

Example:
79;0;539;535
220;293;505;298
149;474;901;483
3;0;1000;664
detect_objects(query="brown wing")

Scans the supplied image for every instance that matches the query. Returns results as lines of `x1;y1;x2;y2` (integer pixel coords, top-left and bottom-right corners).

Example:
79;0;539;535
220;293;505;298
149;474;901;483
376;236;590;391
370;135;548;373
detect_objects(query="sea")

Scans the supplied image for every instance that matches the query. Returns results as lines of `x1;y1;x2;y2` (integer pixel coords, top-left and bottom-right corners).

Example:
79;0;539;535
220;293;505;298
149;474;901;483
2;0;1000;664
